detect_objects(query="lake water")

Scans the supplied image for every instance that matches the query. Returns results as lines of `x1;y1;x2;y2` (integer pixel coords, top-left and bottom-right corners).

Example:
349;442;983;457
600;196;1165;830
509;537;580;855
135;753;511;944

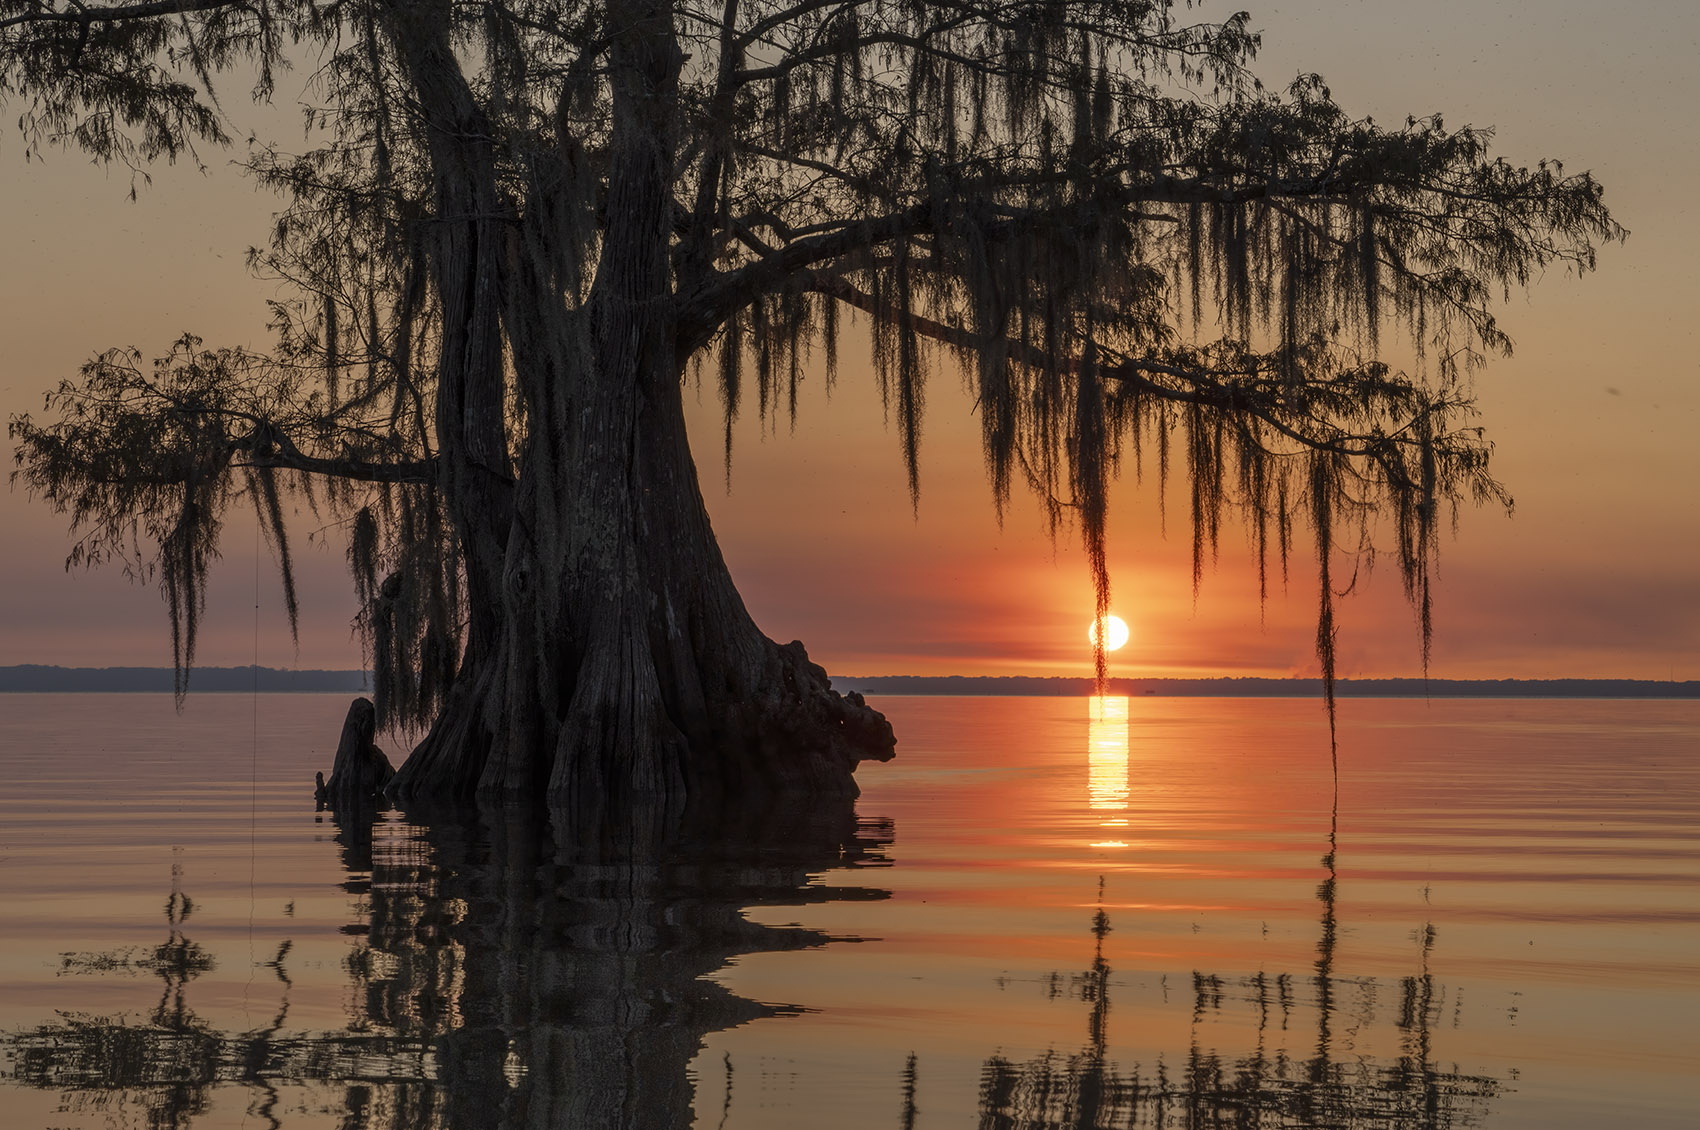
1;694;1695;1128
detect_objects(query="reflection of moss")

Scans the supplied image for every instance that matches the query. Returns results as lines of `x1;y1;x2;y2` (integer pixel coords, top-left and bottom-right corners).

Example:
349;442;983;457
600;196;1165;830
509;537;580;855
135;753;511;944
58;946;145;974
981;948;1501;1130
979;854;1500;1130
980;1044;1499;1130
10;1012;221;1084
12;862;231;1130
60;924;215;982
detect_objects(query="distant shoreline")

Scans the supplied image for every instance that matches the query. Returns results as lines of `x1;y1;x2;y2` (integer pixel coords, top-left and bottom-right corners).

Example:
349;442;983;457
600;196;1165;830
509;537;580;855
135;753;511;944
3;665;1693;698
0;665;369;693
834;675;1700;699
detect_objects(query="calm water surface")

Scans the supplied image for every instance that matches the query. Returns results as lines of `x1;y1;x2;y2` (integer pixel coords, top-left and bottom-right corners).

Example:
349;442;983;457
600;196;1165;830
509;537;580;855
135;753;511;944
0;694;1695;1128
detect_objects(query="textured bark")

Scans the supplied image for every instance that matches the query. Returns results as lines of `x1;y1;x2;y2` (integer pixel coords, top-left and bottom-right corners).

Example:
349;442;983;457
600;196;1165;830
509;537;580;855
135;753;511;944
375;0;515;790
385;0;893;814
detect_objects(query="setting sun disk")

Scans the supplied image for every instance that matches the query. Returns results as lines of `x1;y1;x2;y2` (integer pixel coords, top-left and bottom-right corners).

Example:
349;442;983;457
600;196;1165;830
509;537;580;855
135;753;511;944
1088;614;1130;651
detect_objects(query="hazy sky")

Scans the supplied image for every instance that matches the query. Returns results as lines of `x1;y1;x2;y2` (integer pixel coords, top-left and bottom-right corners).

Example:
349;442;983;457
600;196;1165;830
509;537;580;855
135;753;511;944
3;1;1696;680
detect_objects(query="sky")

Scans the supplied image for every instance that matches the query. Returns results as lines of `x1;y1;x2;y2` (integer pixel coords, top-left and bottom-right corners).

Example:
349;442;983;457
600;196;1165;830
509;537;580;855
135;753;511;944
2;1;1697;682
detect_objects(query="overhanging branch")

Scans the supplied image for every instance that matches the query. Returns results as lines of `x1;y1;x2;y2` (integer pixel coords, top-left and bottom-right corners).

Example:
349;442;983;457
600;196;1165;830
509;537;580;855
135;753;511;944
235;449;437;485
0;0;241;32
799;269;1456;467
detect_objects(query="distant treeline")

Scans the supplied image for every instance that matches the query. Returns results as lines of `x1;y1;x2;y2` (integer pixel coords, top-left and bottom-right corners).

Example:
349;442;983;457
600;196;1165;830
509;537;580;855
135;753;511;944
0;665;369;693
835;675;1700;698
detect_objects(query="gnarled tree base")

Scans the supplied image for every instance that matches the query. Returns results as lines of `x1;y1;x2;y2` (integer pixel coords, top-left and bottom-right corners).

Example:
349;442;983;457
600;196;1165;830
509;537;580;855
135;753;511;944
383;635;893;822
366;219;898;819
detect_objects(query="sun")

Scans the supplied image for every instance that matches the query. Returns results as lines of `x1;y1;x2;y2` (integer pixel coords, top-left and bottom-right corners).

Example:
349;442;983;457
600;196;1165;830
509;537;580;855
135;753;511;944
1088;614;1131;652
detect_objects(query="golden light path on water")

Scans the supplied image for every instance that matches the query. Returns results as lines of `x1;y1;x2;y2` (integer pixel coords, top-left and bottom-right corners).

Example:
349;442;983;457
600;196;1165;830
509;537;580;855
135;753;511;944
1087;695;1131;846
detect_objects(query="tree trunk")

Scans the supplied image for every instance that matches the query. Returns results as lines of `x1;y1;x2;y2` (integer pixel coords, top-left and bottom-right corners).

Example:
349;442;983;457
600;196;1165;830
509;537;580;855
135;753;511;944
387;1;892;815
389;299;896;811
372;0;516;795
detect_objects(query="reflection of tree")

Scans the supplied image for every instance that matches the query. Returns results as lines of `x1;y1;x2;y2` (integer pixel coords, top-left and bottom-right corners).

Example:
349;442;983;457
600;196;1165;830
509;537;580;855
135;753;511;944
1;800;891;1129
9;857;296;1130
978;820;1500;1130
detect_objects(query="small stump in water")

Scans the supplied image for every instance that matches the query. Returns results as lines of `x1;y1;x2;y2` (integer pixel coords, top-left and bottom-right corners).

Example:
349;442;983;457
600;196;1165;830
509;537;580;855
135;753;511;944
314;697;394;810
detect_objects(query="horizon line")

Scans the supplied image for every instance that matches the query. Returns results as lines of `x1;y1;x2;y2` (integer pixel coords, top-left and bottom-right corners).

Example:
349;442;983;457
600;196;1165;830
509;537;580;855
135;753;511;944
2;665;1693;697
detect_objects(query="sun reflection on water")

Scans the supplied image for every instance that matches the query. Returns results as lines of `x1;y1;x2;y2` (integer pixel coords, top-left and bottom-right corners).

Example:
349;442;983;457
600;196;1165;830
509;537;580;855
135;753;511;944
1088;696;1131;846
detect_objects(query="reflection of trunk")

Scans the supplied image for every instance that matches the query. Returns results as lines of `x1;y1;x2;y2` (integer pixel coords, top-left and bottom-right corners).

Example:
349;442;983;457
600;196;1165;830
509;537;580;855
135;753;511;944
388;3;893;810
348;798;893;1130
3;801;892;1130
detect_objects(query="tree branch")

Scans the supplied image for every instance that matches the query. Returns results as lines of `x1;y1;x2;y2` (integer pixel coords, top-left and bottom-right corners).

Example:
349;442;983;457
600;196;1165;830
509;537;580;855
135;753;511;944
800;269;1454;464
0;0;240;32
236;447;437;486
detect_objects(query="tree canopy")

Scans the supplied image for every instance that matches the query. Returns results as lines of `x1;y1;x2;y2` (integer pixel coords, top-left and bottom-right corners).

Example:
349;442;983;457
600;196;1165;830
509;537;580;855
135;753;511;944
5;1;1622;801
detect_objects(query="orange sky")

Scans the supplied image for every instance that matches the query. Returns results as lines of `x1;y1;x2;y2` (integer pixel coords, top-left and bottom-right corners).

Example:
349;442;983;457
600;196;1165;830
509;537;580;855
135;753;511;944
2;1;1697;680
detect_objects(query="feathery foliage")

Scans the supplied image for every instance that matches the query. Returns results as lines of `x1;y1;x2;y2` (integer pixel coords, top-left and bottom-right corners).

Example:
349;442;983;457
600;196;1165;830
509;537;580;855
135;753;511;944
5;1;1622;747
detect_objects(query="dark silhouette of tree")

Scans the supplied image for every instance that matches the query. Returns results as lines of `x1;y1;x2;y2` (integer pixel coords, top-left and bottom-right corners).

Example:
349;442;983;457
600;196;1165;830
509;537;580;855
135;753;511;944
4;1;1623;807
